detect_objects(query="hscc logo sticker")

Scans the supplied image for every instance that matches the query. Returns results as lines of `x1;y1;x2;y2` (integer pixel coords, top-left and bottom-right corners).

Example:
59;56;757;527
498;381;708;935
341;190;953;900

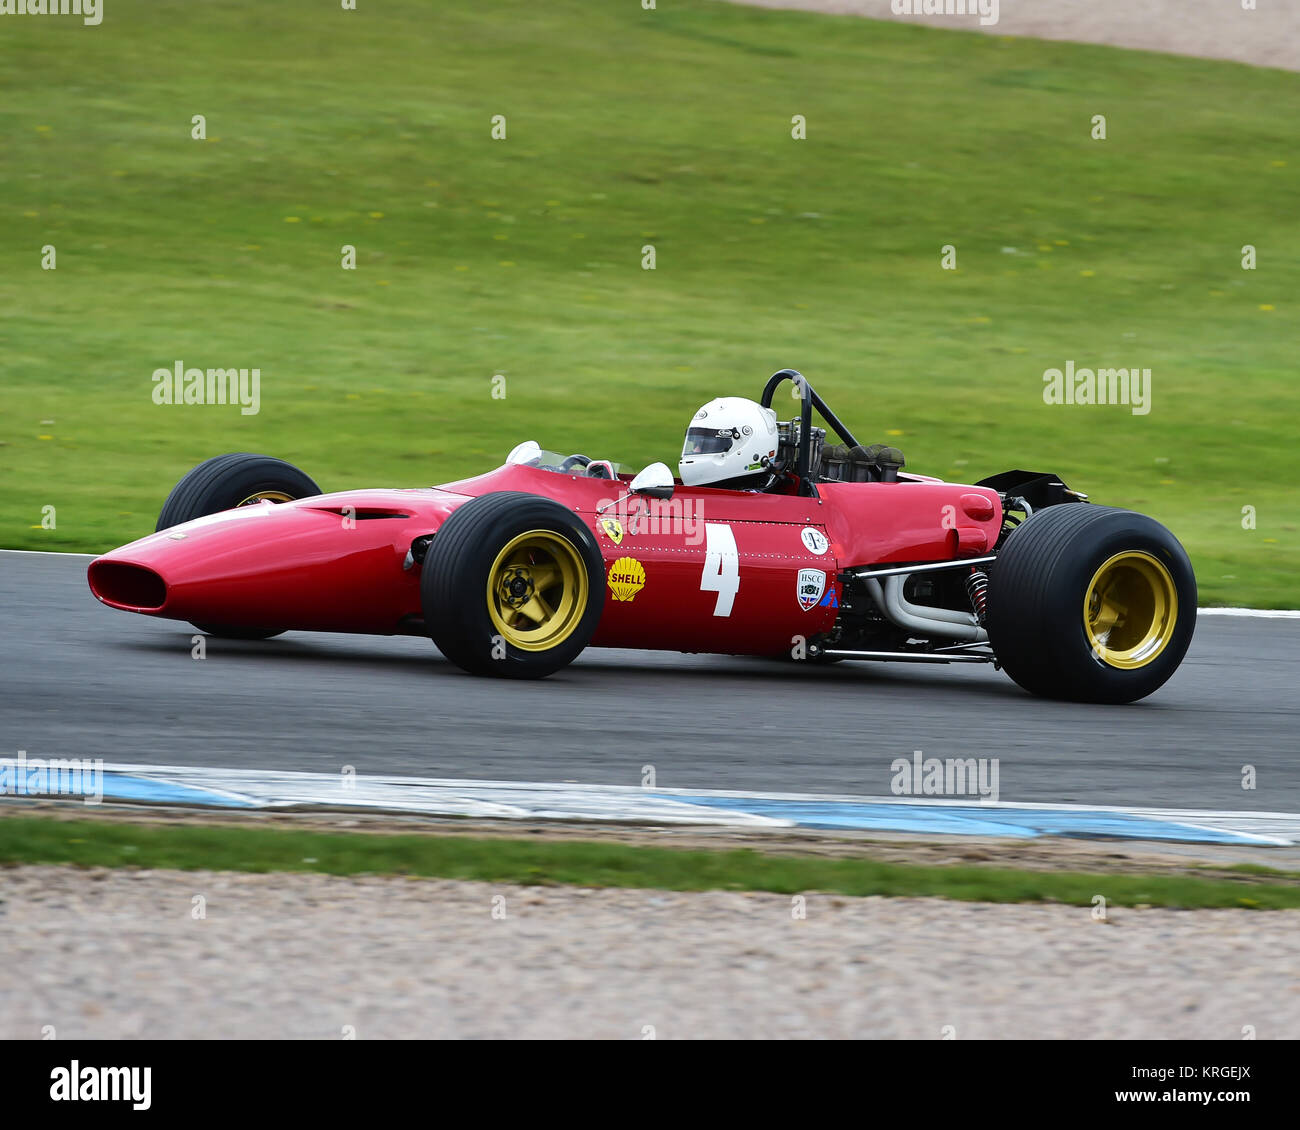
800;527;829;555
607;556;646;602
599;518;624;544
797;569;826;611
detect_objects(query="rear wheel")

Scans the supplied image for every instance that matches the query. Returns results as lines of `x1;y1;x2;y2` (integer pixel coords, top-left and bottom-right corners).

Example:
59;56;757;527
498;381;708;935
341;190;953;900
985;504;1196;703
156;453;322;640
157;453;321;531
421;492;604;678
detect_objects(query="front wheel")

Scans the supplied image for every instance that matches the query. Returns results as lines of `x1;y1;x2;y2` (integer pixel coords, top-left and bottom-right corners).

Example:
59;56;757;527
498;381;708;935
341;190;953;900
156;452;322;641
420;492;605;678
985;504;1196;703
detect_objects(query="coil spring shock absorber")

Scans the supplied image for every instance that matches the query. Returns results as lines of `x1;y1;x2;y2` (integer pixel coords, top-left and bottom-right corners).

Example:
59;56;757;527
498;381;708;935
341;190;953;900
966;568;990;625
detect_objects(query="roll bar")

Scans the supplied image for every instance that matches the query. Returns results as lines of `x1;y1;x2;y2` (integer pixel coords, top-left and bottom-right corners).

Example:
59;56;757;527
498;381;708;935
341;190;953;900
759;369;861;489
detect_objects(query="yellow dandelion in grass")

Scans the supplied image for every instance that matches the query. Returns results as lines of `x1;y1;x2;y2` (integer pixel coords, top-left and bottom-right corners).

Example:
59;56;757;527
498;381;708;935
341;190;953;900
38;435;53;440
1270;160;1286;168
376;280;390;286
1054;240;1069;246
369;212;384;219
1080;269;1095;277
887;428;904;437
345;394;361;400
23;211;38;218
284;216;301;223
492;233;508;241
35;125;51;133
1036;244;1052;252
499;261;516;267
1263;538;1279;544
424;179;440;187
675;365;693;372
1259;304;1275;311
571;233;585;239
545;200;561;207
1160;479;1175;485
453;265;469;271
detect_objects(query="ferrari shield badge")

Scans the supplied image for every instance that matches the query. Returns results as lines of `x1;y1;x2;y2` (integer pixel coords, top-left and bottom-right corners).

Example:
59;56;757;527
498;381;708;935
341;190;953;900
599;518;624;545
797;568;825;611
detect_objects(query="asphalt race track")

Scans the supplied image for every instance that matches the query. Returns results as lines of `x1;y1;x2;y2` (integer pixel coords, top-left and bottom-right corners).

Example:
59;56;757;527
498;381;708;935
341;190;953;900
3;551;1297;811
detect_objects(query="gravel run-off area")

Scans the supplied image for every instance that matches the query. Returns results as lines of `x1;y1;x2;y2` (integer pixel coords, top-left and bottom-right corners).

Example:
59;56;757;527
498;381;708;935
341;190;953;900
725;0;1300;72
2;866;1297;1039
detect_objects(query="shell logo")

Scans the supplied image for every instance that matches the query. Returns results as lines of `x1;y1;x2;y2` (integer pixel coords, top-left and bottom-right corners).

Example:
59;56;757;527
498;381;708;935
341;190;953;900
607;556;646;602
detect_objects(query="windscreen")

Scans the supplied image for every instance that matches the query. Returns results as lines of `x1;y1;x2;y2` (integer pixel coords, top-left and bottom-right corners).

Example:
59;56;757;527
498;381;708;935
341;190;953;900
506;443;623;476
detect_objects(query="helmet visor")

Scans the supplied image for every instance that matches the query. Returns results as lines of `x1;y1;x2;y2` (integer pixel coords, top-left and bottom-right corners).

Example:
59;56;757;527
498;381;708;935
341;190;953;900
683;427;736;456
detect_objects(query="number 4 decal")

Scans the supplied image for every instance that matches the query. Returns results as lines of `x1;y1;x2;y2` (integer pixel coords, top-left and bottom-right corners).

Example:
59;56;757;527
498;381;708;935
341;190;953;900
701;522;739;616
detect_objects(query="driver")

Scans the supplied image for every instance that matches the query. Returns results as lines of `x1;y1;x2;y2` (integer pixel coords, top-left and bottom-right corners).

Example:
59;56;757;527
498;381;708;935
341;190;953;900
679;397;780;490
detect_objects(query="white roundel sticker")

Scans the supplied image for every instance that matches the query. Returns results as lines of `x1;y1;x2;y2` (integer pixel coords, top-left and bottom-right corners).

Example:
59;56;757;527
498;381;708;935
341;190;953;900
800;527;829;555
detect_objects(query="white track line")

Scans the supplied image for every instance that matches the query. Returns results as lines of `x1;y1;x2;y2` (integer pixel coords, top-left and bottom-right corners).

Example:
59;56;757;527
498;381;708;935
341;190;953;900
0;549;96;558
1198;608;1300;619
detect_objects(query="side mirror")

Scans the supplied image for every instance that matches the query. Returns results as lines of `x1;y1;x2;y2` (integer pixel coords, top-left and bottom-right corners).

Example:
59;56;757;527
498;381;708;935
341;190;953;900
630;461;675;500
506;440;542;466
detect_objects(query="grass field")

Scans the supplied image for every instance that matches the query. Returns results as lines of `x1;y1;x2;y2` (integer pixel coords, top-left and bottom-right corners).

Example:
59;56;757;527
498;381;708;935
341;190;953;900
3;813;1299;909
1;1;1296;604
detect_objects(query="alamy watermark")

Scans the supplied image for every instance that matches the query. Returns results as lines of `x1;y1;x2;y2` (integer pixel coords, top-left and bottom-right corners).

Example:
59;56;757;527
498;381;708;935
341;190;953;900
152;361;260;415
597;495;705;545
891;0;998;28
1043;361;1151;416
891;751;1000;803
0;752;103;804
0;0;102;25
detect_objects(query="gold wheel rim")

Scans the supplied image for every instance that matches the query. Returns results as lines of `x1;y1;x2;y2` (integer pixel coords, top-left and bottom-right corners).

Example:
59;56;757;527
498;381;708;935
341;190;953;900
237;490;294;506
1083;551;1178;669
486;529;587;652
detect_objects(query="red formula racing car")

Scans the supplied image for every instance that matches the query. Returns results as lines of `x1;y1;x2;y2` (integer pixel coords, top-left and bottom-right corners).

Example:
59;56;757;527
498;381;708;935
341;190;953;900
88;370;1196;702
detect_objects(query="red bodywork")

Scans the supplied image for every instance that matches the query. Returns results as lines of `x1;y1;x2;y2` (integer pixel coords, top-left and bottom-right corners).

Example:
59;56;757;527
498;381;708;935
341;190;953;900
88;464;1002;657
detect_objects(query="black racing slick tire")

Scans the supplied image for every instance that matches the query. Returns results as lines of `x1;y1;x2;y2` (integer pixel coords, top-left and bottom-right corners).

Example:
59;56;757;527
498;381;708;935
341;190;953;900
985;504;1196;704
421;492;605;679
156;453;322;641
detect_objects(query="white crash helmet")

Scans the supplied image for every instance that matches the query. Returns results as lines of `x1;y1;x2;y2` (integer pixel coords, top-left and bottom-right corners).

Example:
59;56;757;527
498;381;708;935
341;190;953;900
679;397;779;487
